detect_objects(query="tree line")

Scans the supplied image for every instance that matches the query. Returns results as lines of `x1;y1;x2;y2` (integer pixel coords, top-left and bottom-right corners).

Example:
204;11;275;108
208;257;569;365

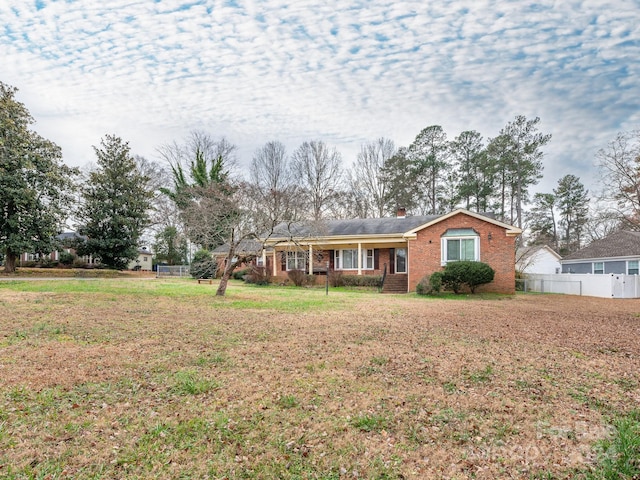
2;80;639;282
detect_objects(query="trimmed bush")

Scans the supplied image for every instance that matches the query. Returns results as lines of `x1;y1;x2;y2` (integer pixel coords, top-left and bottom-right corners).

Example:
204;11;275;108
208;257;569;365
442;261;494;294
430;271;443;293
340;275;382;288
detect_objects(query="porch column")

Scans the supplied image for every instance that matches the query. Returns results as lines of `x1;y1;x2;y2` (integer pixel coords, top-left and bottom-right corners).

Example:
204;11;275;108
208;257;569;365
261;249;267;268
357;242;362;275
272;249;277;276
308;244;313;275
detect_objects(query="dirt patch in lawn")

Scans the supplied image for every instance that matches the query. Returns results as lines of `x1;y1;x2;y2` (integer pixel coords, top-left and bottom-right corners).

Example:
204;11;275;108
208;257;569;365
0;286;638;479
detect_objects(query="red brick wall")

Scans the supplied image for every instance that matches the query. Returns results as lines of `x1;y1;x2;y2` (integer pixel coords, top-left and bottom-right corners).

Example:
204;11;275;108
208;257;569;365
408;213;518;294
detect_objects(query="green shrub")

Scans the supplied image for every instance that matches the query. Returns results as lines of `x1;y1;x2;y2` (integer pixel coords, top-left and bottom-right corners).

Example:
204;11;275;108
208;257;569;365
341;275;382;288
58;251;76;266
190;249;217;279
232;267;251;280
442;261;494;294
430;271;443;293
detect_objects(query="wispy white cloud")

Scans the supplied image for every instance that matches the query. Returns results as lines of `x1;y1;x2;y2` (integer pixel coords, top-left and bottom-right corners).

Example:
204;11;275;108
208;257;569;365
1;0;638;194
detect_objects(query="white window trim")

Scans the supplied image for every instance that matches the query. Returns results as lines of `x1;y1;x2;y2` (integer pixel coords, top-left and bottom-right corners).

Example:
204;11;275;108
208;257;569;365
440;235;480;266
395;247;407;274
593;261;604;274
334;249;375;271
627;260;639;275
286;251;306;271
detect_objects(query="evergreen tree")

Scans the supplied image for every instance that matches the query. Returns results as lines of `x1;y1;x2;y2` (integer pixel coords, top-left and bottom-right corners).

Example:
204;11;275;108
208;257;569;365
499;115;551;228
381;147;419;214
485;133;515;223
77;135;153;270
450;130;494;212
554;174;589;254
408;125;450;215
527;193;558;250
153;226;188;265
0;82;78;273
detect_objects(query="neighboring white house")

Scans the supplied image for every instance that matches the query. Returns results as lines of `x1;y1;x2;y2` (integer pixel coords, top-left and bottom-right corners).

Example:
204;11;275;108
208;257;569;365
517;245;562;274
128;247;153;271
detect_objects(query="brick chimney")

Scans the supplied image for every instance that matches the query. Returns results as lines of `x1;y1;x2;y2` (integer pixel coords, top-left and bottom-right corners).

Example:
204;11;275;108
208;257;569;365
397;207;406;218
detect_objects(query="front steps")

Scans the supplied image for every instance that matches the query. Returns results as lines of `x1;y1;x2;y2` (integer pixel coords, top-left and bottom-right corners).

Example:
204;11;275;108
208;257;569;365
382;274;408;294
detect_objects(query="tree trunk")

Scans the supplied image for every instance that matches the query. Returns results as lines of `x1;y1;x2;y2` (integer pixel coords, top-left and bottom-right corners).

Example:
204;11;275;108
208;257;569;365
216;267;232;296
4;250;17;273
216;251;236;296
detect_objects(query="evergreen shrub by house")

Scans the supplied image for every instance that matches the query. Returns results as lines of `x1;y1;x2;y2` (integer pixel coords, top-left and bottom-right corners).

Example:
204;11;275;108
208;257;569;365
329;272;381;288
341;275;383;288
442;261;494;294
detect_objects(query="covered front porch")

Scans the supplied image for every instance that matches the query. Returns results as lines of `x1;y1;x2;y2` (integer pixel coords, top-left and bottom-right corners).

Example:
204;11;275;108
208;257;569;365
262;239;410;289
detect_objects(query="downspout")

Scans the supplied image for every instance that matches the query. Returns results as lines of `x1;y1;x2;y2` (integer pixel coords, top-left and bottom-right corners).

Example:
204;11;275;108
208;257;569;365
406;240;410;293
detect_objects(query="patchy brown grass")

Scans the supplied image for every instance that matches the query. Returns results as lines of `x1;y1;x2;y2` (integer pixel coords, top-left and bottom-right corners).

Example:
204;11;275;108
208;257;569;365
0;280;638;479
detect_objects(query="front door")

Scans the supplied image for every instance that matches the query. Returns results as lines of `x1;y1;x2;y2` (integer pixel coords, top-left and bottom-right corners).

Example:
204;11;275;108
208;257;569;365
395;248;407;274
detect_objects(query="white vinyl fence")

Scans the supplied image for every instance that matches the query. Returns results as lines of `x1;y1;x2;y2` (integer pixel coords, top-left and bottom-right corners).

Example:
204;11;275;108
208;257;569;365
521;273;640;298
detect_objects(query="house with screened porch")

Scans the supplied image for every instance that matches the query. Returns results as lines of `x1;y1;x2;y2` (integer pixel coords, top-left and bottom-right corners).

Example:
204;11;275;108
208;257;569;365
258;208;522;294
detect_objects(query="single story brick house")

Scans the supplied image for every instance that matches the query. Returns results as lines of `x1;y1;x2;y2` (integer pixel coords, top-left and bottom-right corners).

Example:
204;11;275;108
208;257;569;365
561;230;640;275
253;208;521;293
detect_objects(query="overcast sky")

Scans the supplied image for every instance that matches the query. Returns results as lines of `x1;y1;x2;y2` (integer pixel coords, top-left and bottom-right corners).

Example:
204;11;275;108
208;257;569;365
2;0;639;195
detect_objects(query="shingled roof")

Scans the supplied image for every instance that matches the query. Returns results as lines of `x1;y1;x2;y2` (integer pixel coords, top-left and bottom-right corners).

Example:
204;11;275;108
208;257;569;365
267;210;514;240
562;230;640;261
269;215;441;239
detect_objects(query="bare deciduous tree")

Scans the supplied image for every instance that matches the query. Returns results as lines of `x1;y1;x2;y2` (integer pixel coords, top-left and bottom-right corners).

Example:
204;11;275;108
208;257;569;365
291;140;344;221
181;182;256;296
347;138;396;218
248;141;303;226
596;130;640;228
